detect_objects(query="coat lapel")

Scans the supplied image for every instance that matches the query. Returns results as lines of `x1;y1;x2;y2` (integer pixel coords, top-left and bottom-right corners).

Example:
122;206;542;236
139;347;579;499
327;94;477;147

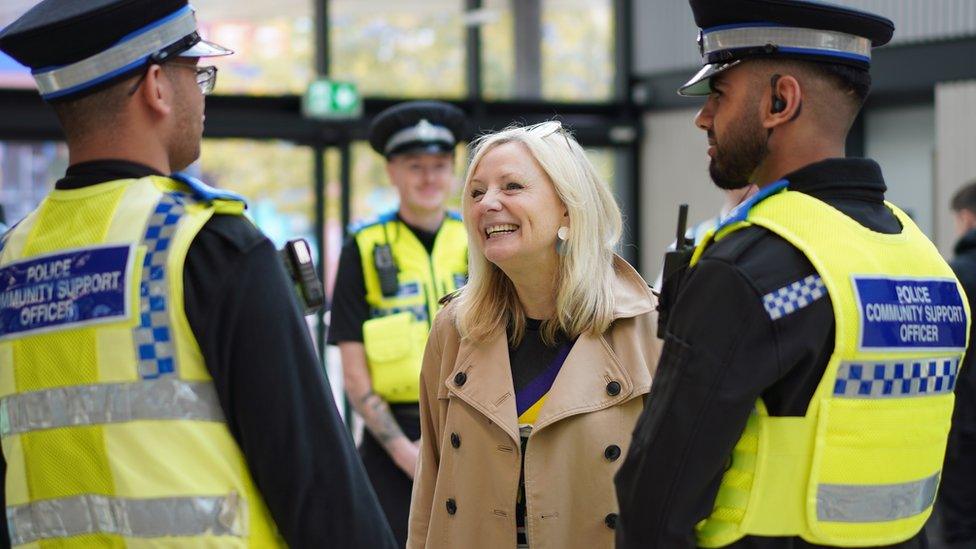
530;332;638;433
445;330;520;445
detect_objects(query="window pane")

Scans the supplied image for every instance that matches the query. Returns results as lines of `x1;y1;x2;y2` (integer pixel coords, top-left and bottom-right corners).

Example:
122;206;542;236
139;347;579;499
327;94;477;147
586;147;616;194
0;142;68;226
196;139;315;248
350;142;398;222
193;0;315;95
331;0;464;98
480;0;515;100
324;148;344;299
480;0;615;101
542;0;614;101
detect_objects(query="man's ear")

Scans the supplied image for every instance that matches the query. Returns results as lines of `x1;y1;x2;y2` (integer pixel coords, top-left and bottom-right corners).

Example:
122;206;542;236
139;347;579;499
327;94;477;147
139;64;173;118
762;74;802;129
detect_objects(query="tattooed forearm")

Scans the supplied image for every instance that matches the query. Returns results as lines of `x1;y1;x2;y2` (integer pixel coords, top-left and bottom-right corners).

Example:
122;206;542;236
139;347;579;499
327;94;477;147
356;390;407;448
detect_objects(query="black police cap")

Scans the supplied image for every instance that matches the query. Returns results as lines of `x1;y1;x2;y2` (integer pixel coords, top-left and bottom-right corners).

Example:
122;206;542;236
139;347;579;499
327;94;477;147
680;0;895;96
369;101;469;159
0;0;231;101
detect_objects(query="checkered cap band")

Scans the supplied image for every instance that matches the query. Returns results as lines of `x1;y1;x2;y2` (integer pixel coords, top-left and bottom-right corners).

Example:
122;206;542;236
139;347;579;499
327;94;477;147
834;358;959;398
763;274;827;321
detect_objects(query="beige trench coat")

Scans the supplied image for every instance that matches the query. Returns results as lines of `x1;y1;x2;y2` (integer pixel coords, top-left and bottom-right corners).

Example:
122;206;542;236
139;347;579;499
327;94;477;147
407;257;662;549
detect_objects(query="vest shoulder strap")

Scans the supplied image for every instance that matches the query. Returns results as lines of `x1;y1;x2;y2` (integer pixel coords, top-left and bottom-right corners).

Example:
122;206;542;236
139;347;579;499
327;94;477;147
349;210;398;235
167;172;247;213
714;179;789;235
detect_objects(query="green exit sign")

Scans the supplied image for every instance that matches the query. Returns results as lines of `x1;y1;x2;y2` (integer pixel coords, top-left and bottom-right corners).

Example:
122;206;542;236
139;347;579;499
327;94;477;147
303;79;362;119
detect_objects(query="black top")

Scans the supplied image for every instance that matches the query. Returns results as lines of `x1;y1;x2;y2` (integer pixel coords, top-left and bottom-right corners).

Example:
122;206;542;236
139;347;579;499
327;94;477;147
0;160;396;549
509;319;572;546
615;158;928;548
509;319;568;392
941;228;976;543
327;215;439;345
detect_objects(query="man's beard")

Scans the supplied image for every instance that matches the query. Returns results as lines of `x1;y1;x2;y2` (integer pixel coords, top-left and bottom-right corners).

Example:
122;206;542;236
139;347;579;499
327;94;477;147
708;112;768;190
168;87;203;172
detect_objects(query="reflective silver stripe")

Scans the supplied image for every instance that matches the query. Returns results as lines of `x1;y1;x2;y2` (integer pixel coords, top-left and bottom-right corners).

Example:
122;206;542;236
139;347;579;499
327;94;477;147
0;379;224;437
703;26;871;61
7;493;243;545
834;358;958;398
384;119;456;155
33;7;197;97
817;472;939;523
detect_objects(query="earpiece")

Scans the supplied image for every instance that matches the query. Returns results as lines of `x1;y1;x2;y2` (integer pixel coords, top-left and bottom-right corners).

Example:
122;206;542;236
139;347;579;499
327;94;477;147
770;74;786;114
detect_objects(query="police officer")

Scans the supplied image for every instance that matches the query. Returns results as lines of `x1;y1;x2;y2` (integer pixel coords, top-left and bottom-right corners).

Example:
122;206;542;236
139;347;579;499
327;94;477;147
0;1;395;547
940;181;976;545
615;1;969;548
328;101;469;546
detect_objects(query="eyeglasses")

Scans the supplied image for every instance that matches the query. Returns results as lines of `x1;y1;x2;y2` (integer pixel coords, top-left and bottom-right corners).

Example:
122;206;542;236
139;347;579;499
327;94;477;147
173;64;218;95
127;62;218;96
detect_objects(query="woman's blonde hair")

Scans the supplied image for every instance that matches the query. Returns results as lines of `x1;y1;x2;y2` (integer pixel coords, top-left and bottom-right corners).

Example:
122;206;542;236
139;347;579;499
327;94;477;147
455;121;623;346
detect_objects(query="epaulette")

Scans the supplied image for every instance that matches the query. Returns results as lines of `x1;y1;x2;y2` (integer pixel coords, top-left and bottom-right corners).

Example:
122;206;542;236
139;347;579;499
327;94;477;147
169;172;248;206
713;179;789;234
348;210;398;234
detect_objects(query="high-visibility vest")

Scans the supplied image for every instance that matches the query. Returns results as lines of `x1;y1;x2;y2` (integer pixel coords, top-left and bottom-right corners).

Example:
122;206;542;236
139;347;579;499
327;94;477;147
354;212;467;403
691;183;969;547
0;175;281;547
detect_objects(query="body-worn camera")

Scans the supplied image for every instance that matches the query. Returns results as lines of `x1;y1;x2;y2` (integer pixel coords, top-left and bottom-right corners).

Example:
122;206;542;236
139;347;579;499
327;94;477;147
373;243;400;297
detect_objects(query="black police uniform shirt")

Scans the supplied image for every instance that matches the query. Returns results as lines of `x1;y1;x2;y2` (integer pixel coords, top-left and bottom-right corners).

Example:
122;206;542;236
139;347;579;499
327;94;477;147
0;160;397;549
940;229;976;543
614;158;928;549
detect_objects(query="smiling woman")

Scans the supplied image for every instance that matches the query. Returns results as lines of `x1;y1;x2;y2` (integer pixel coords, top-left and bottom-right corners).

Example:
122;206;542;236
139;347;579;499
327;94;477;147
406;122;662;549
458;122;624;346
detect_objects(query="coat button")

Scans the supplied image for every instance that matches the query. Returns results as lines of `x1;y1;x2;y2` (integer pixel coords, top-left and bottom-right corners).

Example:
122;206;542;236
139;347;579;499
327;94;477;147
604;444;621;461
605;513;617;529
606;381;621;396
451;432;461;448
454;372;467;386
446;498;457;515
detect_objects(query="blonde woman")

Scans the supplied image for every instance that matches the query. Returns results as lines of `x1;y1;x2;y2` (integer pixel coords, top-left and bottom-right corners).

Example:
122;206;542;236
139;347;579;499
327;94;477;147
407;122;661;549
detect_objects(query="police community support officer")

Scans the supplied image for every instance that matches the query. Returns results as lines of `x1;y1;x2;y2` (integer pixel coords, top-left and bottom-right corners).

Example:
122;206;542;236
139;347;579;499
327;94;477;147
328;101;469;546
615;1;970;547
0;1;395;547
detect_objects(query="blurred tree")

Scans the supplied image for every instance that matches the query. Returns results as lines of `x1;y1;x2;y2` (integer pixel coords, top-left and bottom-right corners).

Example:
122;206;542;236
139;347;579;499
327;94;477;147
331;1;464;98
542;0;614;101
194;0;314;95
199;139;314;245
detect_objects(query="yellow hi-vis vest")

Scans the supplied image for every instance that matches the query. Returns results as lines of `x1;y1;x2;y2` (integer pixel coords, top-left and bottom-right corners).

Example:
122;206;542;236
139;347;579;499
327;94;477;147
690;182;970;548
355;212;467;403
0;175;281;547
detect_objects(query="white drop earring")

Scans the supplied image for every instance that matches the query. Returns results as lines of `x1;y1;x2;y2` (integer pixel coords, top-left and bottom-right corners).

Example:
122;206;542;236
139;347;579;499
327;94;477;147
556;226;569;255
